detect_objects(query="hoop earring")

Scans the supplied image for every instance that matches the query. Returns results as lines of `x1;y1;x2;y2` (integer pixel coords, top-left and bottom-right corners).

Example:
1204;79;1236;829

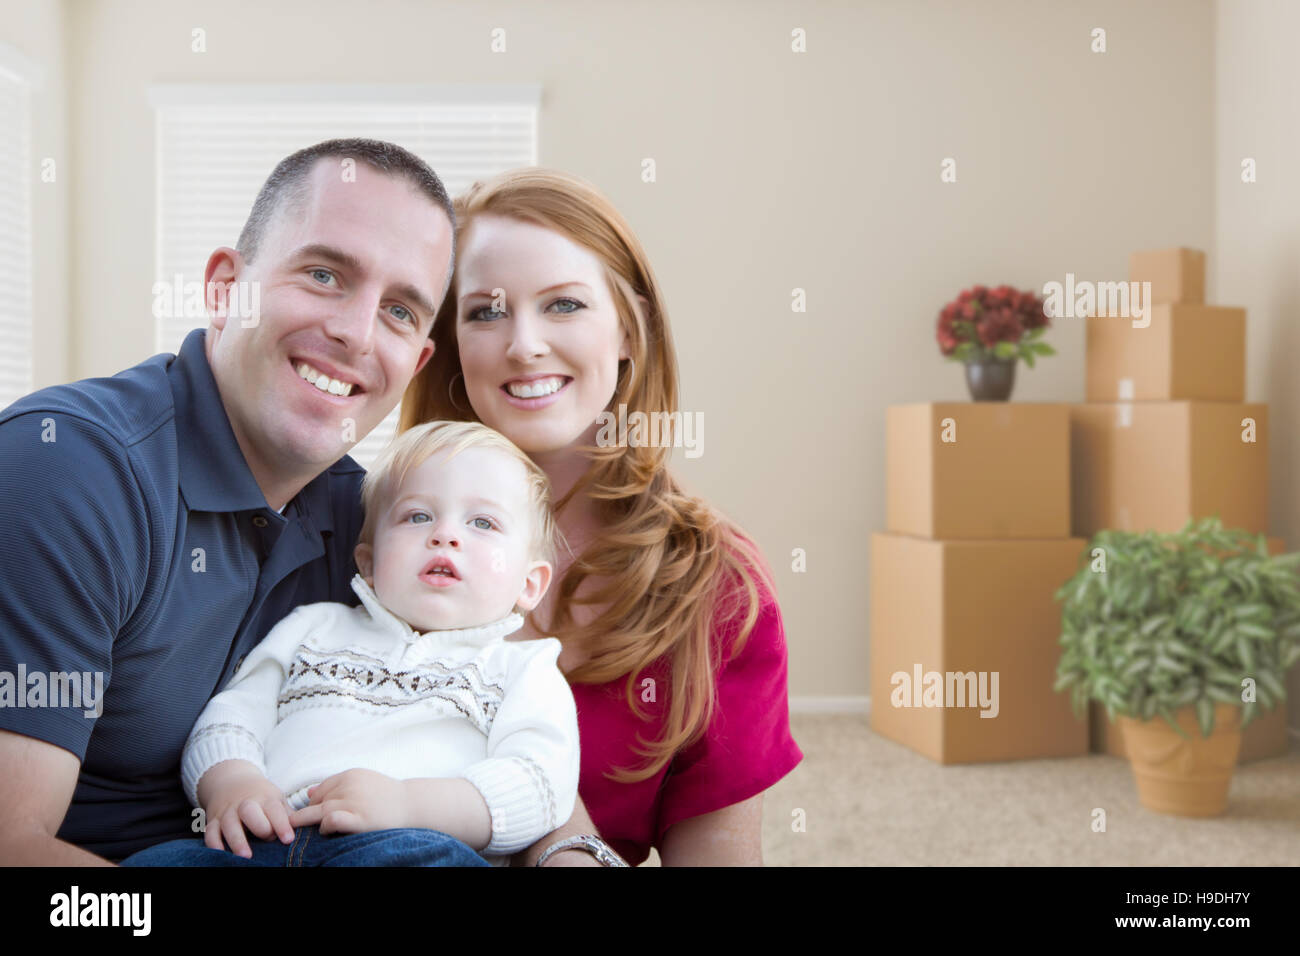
448;371;470;414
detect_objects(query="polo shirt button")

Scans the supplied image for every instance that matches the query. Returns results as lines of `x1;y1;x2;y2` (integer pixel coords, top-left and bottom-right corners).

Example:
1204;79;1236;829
252;515;268;528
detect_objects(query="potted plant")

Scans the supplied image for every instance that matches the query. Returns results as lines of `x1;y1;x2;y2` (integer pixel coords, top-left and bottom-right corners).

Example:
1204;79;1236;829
1054;517;1300;817
936;284;1055;400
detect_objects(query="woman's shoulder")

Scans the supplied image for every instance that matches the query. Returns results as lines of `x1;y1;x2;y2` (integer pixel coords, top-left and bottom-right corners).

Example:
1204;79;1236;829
711;525;781;615
649;528;802;844
705;527;785;667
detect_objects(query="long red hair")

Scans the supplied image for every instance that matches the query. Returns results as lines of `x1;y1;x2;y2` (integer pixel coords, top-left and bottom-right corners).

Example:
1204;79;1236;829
399;168;777;782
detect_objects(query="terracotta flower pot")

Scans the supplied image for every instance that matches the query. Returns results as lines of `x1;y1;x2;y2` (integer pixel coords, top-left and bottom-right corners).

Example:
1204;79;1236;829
964;357;1017;401
1118;703;1242;817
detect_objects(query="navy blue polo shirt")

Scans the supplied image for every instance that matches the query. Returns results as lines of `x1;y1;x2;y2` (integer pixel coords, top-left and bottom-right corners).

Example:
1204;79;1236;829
0;328;365;860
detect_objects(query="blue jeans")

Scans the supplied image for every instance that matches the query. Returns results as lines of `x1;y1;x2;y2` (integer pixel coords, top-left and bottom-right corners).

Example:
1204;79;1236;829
119;826;493;867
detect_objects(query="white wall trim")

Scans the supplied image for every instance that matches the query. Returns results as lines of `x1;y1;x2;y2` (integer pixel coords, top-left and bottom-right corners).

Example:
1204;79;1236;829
791;696;1299;738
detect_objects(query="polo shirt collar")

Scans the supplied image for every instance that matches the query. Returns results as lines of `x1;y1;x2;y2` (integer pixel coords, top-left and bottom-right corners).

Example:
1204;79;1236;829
167;328;339;530
169;328;271;513
350;574;525;646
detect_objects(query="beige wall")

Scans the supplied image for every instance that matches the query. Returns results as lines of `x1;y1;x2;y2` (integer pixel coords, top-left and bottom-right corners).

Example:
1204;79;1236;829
20;0;1229;704
0;0;70;389
1215;0;1300;728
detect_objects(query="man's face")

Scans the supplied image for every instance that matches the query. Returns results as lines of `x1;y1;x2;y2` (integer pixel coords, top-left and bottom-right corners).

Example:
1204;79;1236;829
206;159;452;484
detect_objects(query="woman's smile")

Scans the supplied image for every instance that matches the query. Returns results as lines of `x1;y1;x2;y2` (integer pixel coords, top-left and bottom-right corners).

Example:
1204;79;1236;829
499;375;574;409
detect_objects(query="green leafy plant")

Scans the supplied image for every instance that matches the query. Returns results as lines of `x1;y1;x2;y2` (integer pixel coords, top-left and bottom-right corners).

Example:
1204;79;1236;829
1054;516;1300;740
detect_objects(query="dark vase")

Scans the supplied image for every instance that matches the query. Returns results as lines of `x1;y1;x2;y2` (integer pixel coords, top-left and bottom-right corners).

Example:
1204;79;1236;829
965;357;1017;401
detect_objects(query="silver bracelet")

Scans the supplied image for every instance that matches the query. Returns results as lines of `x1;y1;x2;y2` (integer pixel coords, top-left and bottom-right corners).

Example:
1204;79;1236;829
535;834;630;867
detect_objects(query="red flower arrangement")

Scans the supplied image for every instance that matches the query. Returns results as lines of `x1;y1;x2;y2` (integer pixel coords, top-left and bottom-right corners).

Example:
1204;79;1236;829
936;284;1056;367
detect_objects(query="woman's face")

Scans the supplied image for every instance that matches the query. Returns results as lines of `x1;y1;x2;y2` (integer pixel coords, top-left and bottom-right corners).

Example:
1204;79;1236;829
454;214;630;455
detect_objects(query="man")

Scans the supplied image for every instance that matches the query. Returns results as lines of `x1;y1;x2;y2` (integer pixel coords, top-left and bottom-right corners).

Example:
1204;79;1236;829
0;139;454;864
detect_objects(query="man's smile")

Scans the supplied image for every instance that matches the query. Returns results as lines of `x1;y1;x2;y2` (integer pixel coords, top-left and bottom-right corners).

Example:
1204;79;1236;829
288;357;367;403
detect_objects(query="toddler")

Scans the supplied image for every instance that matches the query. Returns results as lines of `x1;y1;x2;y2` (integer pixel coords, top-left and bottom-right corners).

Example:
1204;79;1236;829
124;420;577;867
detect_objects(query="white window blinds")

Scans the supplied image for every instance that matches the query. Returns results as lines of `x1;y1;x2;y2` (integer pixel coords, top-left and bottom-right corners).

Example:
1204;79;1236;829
0;60;33;412
150;84;540;467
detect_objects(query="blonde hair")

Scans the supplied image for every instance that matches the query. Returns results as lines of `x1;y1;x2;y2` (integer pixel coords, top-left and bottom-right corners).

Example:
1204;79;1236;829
358;420;559;569
399;168;778;783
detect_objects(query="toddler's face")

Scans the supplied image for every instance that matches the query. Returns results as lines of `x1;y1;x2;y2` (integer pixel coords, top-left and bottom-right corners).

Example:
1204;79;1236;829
355;446;551;631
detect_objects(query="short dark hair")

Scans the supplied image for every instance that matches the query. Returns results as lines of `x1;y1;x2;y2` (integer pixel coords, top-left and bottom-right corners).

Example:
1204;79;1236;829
235;138;457;302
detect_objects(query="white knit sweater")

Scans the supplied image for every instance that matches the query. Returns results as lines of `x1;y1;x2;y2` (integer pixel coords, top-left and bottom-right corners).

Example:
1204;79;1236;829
181;574;580;864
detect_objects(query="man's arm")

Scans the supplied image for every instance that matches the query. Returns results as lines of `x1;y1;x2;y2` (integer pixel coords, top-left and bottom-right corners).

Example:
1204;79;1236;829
0;412;148;866
0;730;114;866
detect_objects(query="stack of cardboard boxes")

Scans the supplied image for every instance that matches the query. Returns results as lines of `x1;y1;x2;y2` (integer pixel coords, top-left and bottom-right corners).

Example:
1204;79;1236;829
1072;247;1288;762
869;403;1089;762
870;248;1291;765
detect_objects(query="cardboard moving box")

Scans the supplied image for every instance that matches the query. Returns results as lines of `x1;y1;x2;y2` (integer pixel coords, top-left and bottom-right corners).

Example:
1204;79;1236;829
886;402;1070;540
1086;304;1244;402
869;532;1089;763
1129;247;1206;305
1069;402;1267;538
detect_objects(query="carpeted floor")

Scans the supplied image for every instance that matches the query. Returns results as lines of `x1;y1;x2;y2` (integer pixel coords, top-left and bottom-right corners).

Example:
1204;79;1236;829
642;713;1300;866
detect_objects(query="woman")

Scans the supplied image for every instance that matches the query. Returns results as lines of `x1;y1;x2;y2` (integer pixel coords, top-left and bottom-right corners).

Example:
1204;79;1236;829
399;168;802;866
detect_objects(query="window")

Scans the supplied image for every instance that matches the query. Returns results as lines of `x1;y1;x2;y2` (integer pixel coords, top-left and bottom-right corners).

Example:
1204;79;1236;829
150;84;540;467
0;48;35;412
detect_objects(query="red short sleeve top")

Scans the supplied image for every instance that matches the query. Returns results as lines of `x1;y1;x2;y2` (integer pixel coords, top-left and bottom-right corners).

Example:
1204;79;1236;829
569;571;802;866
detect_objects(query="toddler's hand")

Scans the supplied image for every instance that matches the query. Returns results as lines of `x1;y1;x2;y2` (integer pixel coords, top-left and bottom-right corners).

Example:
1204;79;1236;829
287;768;411;835
196;759;296;858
